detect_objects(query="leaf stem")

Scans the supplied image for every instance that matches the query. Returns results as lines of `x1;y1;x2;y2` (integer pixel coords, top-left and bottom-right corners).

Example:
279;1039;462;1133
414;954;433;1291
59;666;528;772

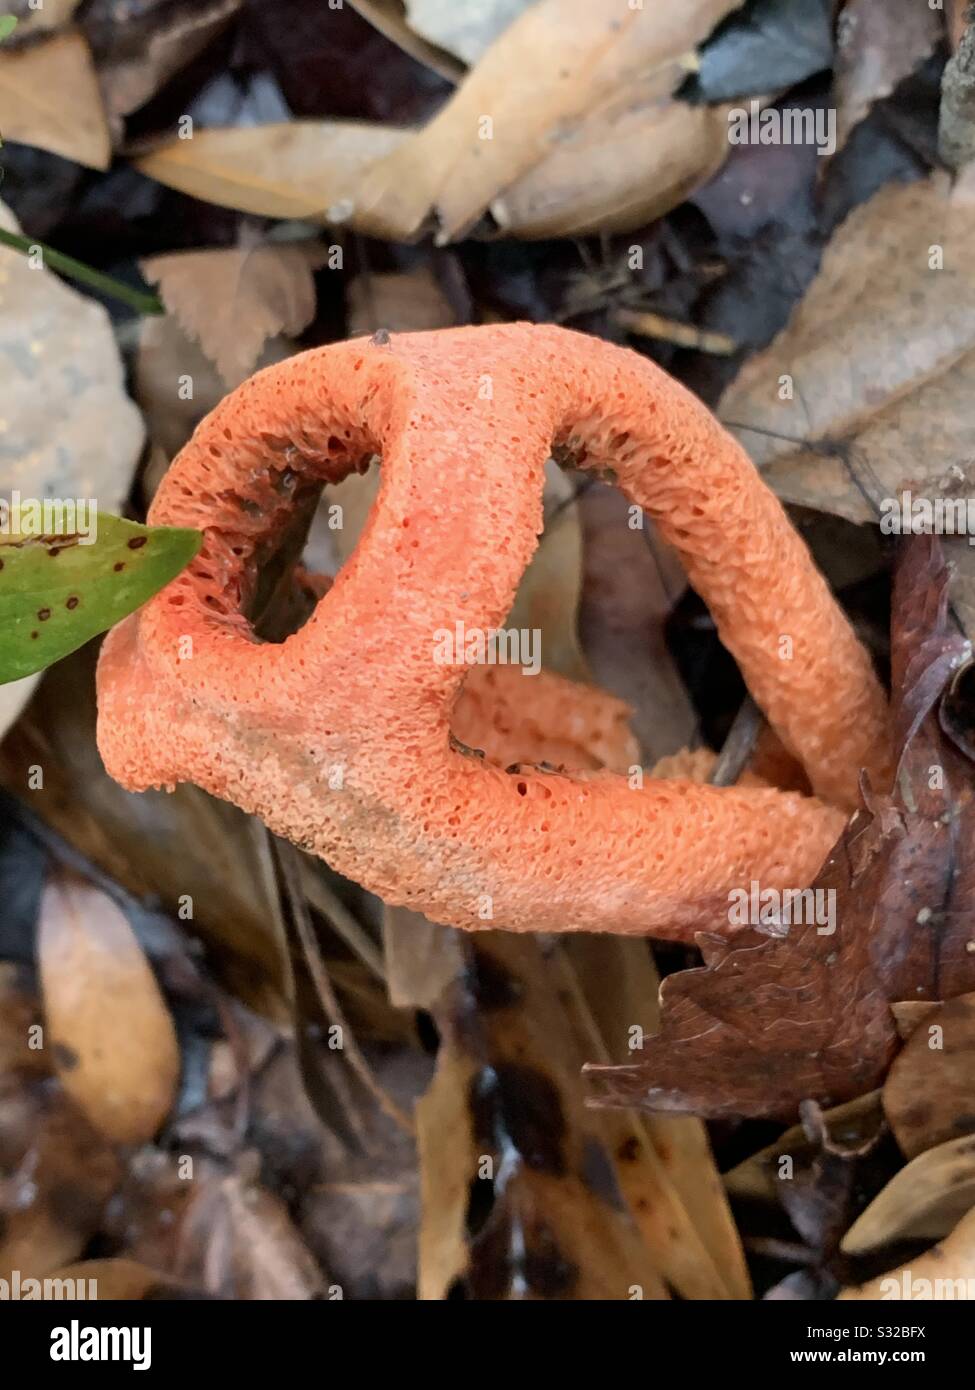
0;227;164;315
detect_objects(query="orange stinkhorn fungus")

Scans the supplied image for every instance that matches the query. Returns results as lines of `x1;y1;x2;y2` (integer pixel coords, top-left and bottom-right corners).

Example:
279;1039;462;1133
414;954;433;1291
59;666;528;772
97;325;889;938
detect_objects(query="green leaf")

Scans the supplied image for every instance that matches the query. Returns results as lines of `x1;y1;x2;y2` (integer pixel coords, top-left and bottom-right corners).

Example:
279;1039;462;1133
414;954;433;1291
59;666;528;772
0;16;16;42
0;513;202;684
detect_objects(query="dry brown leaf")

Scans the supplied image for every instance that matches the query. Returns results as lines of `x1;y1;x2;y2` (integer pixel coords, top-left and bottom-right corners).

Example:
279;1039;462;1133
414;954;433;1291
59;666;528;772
841;1135;975;1254
50;1258;178;1300
883;992;975;1158
91;0;241;120
38;871;180;1144
719;170;975;527
0;648;291;1019
0;29;110;168
346;267;456;336
724;1093;884;1204
558;936;751;1299
177;1166;325;1299
352;0;742;241
140;243;324;388
418;936;670;1301
0;961;46;1079
0;1081;121;1280
834;0;942;148
494;96;731;239
840;1203;975;1299
134;121;410;222
136;313;293;476
579;484;695;765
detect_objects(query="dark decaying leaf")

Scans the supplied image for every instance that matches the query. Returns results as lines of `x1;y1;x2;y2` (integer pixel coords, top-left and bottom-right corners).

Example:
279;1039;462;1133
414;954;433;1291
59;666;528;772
689;0;834;103
0;513;201;685
585;536;975;1120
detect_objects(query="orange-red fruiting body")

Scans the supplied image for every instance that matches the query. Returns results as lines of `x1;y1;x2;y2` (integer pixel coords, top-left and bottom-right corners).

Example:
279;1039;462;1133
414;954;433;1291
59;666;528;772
97;325;888;938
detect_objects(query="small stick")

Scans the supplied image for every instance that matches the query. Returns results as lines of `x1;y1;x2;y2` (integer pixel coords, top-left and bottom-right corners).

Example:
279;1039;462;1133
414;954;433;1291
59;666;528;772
615;306;737;356
708;695;765;788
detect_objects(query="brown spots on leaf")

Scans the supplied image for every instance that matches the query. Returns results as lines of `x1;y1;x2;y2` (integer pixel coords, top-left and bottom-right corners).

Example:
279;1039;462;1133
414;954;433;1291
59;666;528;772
114;562;125;572
37;608;51;621
66;595;79;610
127;536;148;550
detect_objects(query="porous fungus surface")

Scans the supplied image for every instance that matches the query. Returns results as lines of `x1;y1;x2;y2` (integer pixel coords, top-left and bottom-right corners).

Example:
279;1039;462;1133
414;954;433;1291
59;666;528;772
97;324;888;938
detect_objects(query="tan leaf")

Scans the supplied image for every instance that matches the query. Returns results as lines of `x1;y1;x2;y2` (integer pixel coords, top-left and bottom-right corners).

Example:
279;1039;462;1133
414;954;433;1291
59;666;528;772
839;1203;975;1299
883;992;975;1158
134;121;410;223
140;243;324;388
494;96;731;240
0;674;39;742
38;871;180;1144
841;1135;975;1254
95;0;241;120
49;1258;177;1300
719;170;975;526
0;30;110;168
353;0;743;241
346;268;456;336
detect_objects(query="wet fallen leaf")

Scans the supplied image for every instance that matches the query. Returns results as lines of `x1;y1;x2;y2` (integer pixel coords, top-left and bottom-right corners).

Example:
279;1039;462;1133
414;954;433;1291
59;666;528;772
0;29;109;168
841;1134;975;1253
0;514;201;684
839;1202;975;1298
141;243;325;388
38;871;180;1144
584;538;975;1120
882;992;975;1158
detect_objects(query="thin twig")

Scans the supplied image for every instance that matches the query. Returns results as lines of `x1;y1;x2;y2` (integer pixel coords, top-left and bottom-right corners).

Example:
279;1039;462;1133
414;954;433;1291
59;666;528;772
708;695;765;787
0;227;164;316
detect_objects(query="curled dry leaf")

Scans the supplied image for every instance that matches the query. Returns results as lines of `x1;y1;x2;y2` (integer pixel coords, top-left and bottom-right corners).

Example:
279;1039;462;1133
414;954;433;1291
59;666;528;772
38;871;180;1144
841;1134;975;1254
584;537;975;1121
140;243;326;389
839;1203;975;1299
0;676;39;742
0;29;110;168
882;992;975;1158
